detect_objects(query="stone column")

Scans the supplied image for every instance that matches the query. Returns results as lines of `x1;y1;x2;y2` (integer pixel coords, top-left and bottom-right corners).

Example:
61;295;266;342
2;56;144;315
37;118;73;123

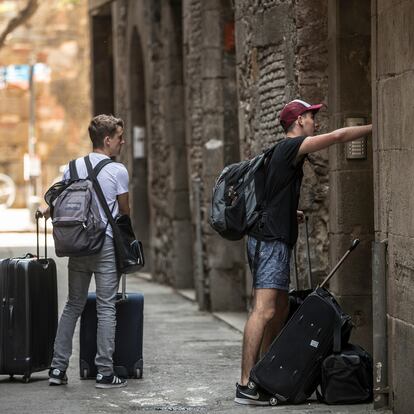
184;0;245;311
328;0;373;352
161;0;194;289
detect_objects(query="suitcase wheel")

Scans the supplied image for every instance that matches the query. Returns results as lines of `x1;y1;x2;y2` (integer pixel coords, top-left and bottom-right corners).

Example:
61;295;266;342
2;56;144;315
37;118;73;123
134;368;142;379
82;368;89;379
22;374;31;383
9;374;14;381
269;397;278;406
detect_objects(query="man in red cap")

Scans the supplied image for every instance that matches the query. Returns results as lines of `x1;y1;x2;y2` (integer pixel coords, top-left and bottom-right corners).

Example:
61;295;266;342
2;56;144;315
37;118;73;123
235;99;372;405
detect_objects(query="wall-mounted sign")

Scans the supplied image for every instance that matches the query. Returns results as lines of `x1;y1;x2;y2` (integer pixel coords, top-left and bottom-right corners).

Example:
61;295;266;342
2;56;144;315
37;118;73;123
0;64;51;90
23;153;41;181
133;126;145;159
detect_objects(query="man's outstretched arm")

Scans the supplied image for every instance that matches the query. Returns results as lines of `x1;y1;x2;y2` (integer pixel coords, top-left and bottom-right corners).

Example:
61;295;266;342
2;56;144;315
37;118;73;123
297;124;372;156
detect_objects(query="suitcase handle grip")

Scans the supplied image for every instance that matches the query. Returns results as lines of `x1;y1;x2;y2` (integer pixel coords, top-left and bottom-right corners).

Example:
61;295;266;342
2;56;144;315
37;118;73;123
35;212;47;259
349;238;360;252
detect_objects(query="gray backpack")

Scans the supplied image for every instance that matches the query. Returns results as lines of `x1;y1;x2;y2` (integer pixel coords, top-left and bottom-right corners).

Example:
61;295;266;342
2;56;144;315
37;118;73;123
44;156;113;257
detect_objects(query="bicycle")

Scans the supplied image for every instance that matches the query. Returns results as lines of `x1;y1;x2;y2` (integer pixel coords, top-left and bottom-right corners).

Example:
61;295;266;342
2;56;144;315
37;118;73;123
0;173;16;209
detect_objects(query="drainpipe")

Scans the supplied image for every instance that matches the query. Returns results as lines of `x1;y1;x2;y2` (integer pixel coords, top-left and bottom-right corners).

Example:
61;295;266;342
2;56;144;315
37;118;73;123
372;239;389;409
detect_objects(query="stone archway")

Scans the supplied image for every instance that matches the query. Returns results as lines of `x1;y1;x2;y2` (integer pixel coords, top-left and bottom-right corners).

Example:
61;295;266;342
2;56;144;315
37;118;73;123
129;28;151;271
90;3;114;115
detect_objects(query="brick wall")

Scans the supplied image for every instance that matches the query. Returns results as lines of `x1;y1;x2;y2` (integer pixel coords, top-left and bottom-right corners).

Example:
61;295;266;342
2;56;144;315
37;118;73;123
0;0;91;207
235;0;330;285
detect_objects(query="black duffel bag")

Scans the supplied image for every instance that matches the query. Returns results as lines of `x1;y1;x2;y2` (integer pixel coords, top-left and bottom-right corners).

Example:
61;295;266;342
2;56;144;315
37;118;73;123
114;214;145;273
317;343;373;405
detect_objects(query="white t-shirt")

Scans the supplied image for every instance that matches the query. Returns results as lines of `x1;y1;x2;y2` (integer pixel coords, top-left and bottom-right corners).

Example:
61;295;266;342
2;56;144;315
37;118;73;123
63;152;129;237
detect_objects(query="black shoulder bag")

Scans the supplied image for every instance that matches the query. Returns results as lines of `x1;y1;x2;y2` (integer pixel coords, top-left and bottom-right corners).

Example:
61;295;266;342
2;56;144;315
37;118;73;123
84;156;145;274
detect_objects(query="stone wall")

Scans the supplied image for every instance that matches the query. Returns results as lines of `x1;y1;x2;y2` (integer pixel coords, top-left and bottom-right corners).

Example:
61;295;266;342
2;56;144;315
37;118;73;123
109;0;330;309
373;0;414;411
234;0;330;287
0;0;91;207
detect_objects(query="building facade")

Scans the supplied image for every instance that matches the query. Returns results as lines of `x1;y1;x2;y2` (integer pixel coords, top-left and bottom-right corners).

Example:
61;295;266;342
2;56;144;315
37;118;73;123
0;0;91;207
88;0;413;412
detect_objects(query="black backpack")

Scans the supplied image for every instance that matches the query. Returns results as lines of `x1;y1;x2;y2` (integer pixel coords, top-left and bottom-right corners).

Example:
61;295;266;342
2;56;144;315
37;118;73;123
317;343;373;405
209;145;277;241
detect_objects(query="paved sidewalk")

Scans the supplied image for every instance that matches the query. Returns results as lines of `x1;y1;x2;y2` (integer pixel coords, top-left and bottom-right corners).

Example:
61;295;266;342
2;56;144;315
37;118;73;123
0;234;387;414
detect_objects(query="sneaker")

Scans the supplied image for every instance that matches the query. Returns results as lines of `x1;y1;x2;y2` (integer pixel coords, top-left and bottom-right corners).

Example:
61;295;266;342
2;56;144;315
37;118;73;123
48;368;68;386
234;381;272;406
95;373;127;389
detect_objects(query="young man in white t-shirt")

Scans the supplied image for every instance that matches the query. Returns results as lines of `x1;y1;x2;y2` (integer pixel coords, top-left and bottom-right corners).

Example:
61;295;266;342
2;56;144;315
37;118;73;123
41;115;130;388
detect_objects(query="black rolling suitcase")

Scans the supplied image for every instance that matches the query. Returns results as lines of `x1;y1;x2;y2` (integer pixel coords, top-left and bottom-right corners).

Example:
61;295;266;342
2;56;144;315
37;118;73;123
79;274;144;379
0;216;58;382
250;239;359;406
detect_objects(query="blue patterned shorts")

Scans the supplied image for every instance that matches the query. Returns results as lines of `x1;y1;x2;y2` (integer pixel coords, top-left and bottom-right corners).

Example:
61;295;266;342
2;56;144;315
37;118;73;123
247;237;291;291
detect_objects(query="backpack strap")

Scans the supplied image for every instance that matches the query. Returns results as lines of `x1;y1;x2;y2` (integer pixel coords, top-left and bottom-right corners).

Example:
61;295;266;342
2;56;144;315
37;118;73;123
93;158;115;177
84;155;125;272
69;160;79;180
84;156;116;222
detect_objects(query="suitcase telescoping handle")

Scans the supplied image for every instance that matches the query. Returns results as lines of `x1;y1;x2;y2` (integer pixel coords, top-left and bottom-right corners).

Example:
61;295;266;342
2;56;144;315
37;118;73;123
304;216;312;287
293;216;312;290
35;210;47;259
116;273;127;303
319;239;360;289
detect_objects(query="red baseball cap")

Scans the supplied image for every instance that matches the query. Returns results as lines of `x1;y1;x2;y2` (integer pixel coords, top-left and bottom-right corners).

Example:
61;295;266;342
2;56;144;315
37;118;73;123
279;99;323;131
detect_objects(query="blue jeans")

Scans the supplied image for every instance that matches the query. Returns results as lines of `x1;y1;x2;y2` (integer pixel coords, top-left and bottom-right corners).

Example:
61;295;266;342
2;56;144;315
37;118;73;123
51;236;119;376
247;236;291;291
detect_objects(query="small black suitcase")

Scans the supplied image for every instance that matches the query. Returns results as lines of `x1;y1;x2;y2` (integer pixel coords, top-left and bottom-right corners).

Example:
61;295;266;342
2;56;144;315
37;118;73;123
79;275;144;379
250;239;359;406
0;217;58;382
